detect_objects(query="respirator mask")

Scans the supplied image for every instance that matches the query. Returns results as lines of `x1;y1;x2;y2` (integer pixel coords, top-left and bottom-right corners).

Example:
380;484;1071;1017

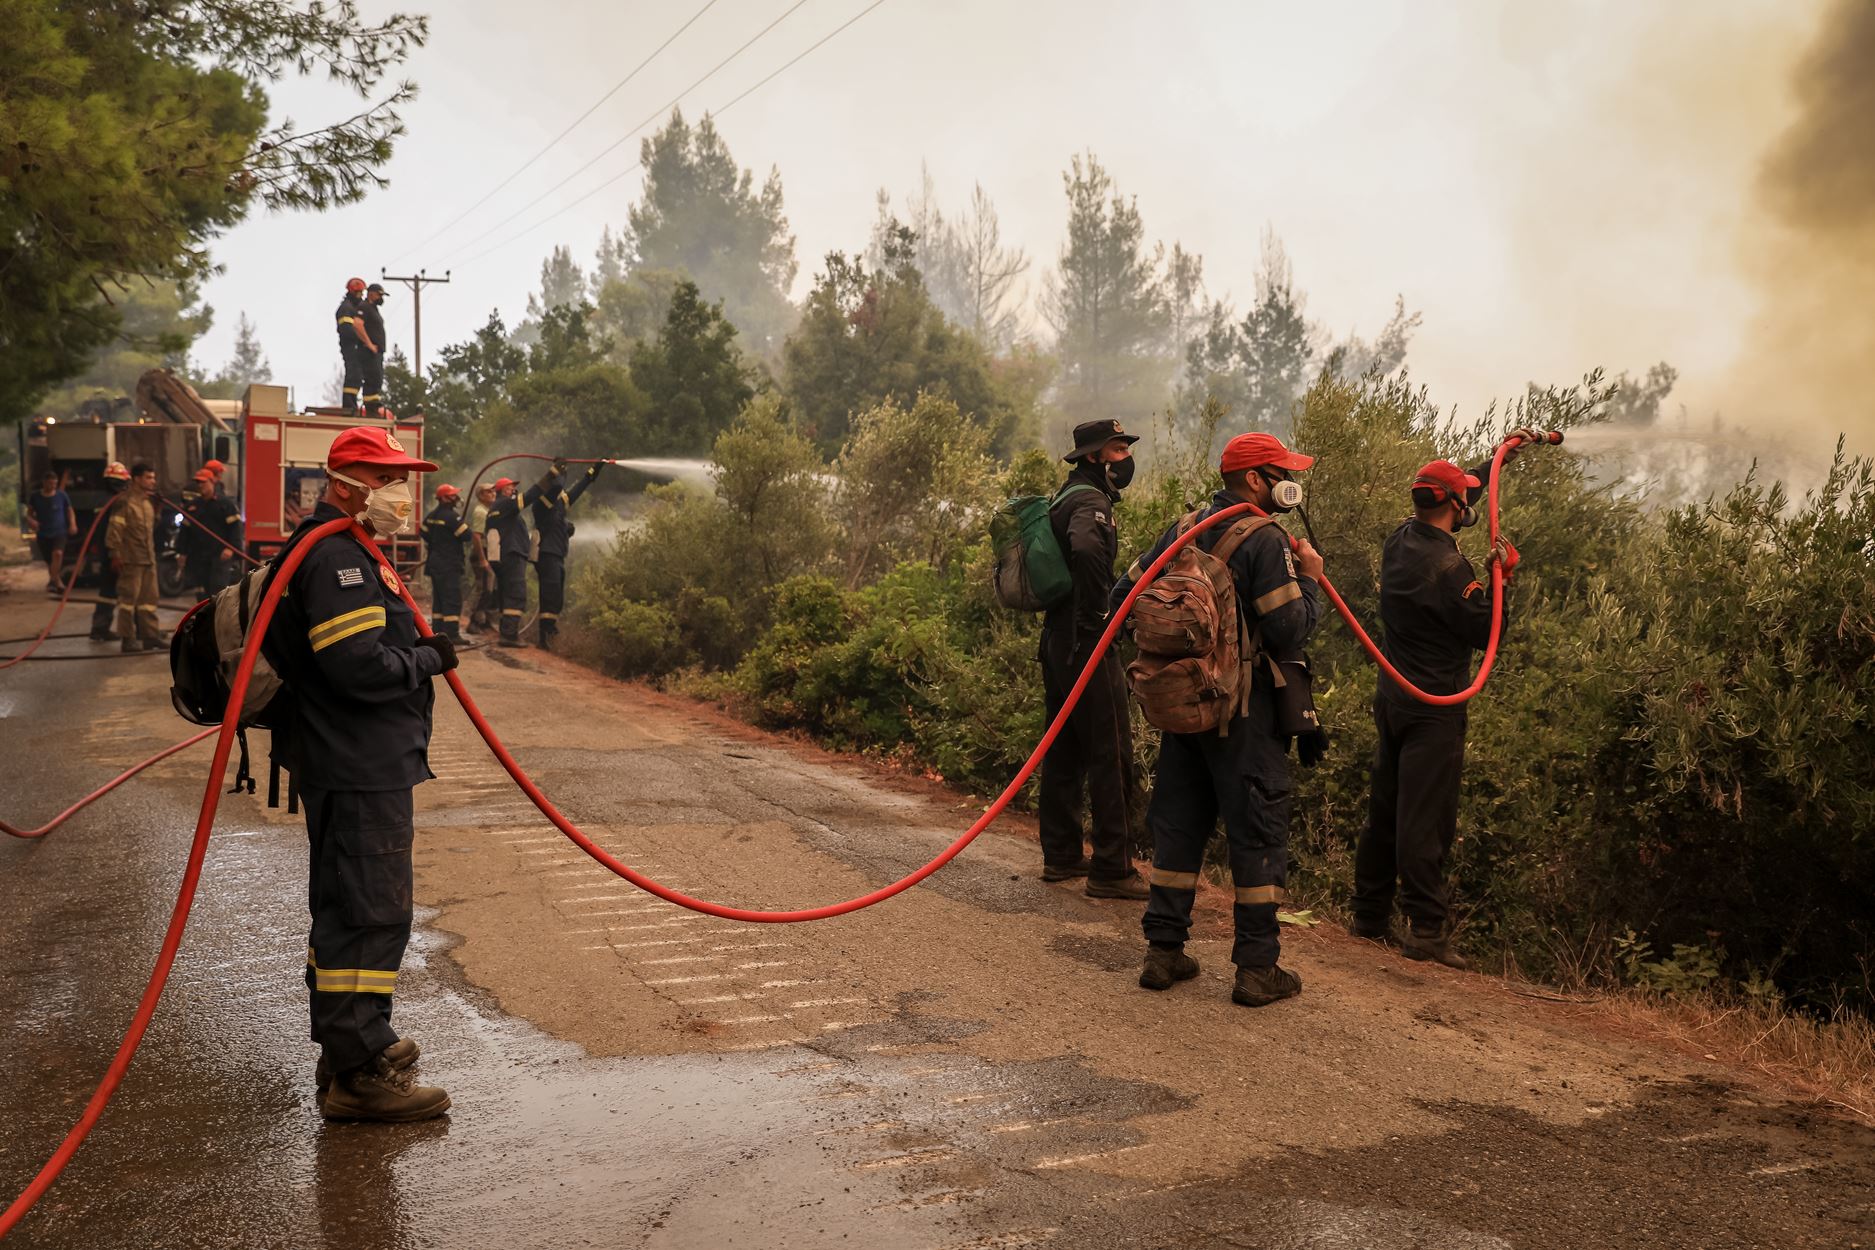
1103;455;1136;492
1259;470;1305;513
330;468;415;538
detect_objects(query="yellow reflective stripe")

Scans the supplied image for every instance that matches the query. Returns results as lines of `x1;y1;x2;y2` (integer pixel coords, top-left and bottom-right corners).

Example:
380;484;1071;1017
1252;582;1302;615
306;949;397;994
1150;867;1199;890
309;605;386;652
537;612;558;621
1234;884;1287;905
501;609;523;617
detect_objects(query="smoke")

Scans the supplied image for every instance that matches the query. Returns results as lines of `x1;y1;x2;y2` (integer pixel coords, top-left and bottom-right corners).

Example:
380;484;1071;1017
1730;0;1875;449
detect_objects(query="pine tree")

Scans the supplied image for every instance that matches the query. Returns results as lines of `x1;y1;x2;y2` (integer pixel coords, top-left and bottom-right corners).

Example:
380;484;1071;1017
1039;151;1169;426
626;109;798;356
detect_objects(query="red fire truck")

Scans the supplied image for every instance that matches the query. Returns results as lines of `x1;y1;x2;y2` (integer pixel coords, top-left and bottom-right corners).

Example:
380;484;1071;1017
236;384;426;566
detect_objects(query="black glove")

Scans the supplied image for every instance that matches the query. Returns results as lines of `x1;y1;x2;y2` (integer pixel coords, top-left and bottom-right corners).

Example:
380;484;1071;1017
1296;727;1330;769
586;461;602;480
550;457;568;476
415;633;459;674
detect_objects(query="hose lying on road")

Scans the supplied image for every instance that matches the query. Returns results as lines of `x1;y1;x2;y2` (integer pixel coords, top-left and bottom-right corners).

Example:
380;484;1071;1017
0;497;118;673
1;730;215;840
1;433;1556;1235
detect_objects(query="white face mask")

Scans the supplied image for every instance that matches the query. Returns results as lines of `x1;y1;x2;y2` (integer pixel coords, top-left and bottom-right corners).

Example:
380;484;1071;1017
330;469;415;538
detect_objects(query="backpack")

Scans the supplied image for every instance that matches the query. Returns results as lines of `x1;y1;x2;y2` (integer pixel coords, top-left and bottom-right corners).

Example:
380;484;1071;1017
991;483;1102;611
1125;511;1275;736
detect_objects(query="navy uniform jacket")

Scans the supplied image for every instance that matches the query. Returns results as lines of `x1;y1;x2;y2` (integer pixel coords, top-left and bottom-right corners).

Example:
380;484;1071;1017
335;294;366;346
183;493;242;561
1041;462;1119;663
421;502;470;578
360;299;386;355
526;465;600;561
262;501;445;792
1111;491;1322;775
1376;518;1504;709
485;492;531;563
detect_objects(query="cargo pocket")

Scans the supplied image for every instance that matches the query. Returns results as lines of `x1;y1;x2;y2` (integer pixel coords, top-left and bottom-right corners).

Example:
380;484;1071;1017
332;791;415;927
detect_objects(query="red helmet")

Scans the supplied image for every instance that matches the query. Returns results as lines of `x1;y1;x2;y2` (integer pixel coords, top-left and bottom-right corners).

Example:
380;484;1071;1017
435;483;460;501
103;461;131;481
346;277;367;293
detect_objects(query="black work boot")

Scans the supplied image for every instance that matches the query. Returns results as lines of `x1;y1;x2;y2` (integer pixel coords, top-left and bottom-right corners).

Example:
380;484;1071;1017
1231;964;1302;1007
321;1049;449;1122
1138;946;1200;991
89;627;119;642
1041;856;1091;883
1085;872;1150;901
1350;919;1401;948
1403;927;1471;971
316;1036;419;1095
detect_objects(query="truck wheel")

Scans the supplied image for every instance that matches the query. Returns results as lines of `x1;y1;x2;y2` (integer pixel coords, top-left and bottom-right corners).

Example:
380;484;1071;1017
158;558;185;599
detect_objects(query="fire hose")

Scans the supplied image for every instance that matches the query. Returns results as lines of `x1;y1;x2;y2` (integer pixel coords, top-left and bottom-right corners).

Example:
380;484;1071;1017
1;730;214;839
0;496;118;672
0;431;1557;1235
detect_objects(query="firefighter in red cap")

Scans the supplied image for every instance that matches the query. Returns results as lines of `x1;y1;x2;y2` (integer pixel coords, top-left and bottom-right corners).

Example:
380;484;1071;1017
336;278;376;414
181;467;244;595
260;425;455;1121
421;484;471;642
1110;432;1326;1008
1349;439;1528;969
483;476;532;646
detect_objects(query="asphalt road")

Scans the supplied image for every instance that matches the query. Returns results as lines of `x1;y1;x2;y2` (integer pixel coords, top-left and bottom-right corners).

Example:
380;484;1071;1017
1;565;1871;1249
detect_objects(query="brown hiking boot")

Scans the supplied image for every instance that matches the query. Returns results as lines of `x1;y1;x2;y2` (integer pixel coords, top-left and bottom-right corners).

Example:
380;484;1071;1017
321;1050;448;1122
1041;856;1091;883
1085;872;1150;901
316;1037;419;1094
1403;928;1471;971
1138;946;1200;991
1231;964;1302;1007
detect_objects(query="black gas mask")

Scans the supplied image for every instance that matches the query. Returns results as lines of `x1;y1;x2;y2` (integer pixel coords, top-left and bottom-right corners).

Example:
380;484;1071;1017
1411;485;1476;529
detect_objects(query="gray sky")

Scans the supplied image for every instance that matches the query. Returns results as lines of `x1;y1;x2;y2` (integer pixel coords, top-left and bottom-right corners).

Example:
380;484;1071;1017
193;0;1846;451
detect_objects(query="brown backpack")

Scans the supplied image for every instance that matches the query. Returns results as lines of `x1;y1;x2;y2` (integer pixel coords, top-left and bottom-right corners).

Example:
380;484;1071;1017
1125;512;1275;736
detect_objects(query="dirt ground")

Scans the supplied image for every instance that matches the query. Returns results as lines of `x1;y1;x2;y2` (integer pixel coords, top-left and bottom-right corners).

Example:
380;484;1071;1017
2;560;1871;1249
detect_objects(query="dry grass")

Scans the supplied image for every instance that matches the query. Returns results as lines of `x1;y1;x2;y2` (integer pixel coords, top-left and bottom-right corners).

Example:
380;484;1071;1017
1597;990;1875;1124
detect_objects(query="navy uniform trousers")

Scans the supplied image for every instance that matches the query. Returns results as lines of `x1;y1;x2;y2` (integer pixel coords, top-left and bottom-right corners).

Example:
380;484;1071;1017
428;566;463;640
534;554;565;643
497;552;529;641
303;786;415;1073
1141;708;1293;969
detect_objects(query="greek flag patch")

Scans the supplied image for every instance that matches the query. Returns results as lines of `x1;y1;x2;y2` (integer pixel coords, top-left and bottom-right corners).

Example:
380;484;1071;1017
336;567;365;588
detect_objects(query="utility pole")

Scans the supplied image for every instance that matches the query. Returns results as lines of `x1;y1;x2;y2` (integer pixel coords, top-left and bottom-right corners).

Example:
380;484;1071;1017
380;268;451;377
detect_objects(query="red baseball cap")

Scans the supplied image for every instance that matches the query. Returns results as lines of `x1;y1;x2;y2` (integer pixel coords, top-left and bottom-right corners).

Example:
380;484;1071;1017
203;458;227;475
1220;432;1314;474
1412;460;1481;501
192;468;216;483
491;477;517;490
326;426;438;473
435;483;460;501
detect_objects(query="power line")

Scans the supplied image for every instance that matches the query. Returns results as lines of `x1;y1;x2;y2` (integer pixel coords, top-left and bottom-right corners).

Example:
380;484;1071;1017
393;0;723;262
458;0;890;267
442;0;813;264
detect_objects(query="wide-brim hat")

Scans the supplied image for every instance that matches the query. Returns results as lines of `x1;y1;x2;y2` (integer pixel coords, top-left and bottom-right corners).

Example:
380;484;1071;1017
1064;418;1140;462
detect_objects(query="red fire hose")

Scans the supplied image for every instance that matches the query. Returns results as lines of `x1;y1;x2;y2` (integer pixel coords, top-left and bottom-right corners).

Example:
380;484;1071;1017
1;496;119;672
2;730;214;839
1;432;1555;1234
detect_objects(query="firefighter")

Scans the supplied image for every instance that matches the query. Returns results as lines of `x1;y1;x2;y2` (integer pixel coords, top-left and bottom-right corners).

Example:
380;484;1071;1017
1037;420;1148;899
1350;445;1527;970
421;484;471;642
524;457;603;650
1111;433;1326;1008
484;477;532;647
466;483;497;634
260;425;455;1122
360;283;390;418
106;462;164;652
335;277;375;415
182;468;244;596
88;462;131;642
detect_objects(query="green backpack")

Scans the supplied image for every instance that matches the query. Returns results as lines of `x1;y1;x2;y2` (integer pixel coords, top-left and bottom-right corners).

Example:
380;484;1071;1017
990;483;1102;611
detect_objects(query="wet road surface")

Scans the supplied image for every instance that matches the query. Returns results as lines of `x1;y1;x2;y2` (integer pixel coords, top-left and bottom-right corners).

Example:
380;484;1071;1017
2;570;1873;1249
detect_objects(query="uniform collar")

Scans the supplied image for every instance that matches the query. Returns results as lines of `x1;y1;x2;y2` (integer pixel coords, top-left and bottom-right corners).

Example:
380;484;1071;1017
1408;517;1458;547
310;500;350;525
1068;459;1119;500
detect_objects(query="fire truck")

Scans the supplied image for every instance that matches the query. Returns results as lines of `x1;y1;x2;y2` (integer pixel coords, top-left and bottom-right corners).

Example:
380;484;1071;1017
17;374;425;591
235;384;426;565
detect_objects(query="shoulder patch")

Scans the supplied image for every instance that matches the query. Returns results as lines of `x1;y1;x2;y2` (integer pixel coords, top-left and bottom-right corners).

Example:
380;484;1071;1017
1463;580;1484;599
336;567;365;588
1094;511;1111;526
1283;546;1296;577
379;564;402;593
